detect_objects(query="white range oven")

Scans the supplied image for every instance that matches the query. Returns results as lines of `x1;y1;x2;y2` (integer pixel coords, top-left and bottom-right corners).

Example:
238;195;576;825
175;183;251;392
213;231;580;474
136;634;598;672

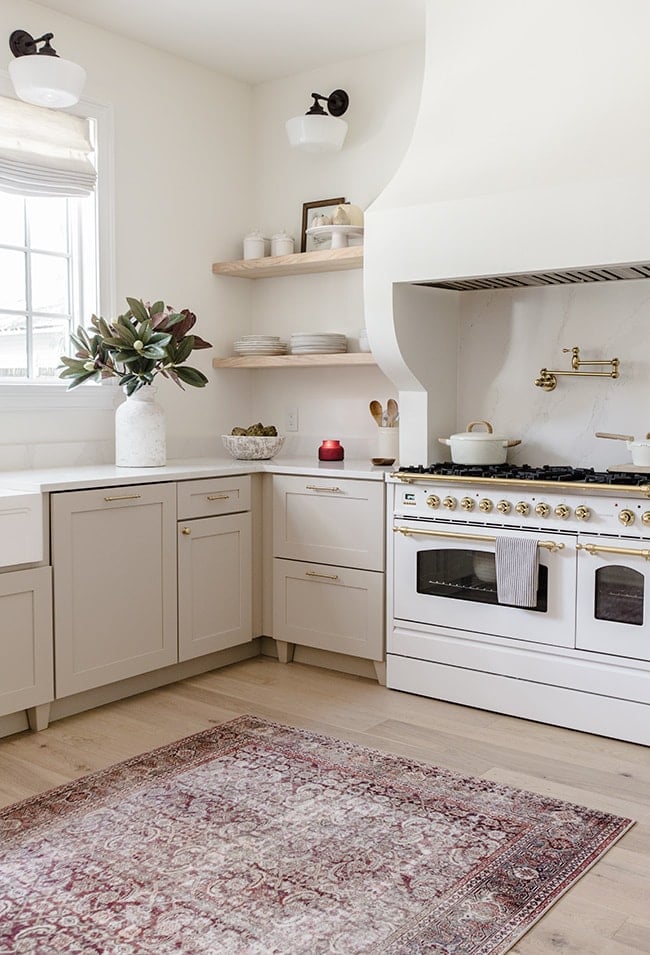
387;464;650;745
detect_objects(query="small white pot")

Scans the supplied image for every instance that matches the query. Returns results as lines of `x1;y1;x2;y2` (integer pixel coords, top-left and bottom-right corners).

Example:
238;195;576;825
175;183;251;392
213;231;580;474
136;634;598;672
628;440;650;466
438;420;521;465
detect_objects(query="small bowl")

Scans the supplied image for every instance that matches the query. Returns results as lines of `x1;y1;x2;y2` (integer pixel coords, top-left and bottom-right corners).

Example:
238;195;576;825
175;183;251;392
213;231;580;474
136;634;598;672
221;434;285;460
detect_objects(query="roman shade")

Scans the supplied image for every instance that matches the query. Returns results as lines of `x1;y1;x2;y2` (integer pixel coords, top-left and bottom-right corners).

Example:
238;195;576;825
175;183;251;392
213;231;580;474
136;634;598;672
0;94;96;197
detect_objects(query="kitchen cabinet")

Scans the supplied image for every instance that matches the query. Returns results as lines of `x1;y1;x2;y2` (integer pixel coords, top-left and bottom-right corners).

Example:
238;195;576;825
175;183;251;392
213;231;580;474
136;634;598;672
51;483;178;697
0;567;53;727
271;475;385;678
177;476;252;660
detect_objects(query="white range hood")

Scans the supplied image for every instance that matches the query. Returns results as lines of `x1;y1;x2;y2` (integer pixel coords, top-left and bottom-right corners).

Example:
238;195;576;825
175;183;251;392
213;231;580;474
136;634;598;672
365;0;650;464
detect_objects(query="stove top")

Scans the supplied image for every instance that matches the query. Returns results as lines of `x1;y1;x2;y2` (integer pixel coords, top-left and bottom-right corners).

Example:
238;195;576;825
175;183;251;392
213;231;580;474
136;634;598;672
397;463;650;487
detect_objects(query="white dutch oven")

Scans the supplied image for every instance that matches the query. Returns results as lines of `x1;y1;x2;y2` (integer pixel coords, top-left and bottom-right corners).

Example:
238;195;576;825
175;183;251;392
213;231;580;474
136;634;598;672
438;420;521;465
595;431;650;466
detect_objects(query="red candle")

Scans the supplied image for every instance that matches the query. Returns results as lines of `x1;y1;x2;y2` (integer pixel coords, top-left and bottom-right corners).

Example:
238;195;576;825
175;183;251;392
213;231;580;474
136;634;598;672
318;439;344;461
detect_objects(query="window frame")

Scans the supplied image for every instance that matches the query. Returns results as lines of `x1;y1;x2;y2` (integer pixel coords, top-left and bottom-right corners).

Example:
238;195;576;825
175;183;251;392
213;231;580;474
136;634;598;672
0;72;116;410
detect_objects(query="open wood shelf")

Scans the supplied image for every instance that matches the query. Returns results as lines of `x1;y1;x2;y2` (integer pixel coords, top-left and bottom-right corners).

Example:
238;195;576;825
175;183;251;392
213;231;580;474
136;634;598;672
212;245;363;279
213;353;376;369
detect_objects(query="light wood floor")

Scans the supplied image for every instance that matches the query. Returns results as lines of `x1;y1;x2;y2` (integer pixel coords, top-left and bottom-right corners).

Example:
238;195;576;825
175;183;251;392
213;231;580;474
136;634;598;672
1;656;649;953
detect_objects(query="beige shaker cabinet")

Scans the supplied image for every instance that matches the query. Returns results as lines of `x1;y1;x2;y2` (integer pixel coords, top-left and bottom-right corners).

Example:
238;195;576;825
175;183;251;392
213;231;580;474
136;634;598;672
0;566;53;728
177;476;253;661
51;483;178;697
271;475;385;677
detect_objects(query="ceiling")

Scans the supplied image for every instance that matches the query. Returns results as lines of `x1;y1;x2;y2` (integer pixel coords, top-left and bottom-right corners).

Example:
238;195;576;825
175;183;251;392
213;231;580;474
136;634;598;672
33;0;426;84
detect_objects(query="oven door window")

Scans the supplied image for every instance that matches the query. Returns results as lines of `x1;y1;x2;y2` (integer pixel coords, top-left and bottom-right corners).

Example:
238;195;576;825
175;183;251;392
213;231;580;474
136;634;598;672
416;548;548;612
594;565;644;626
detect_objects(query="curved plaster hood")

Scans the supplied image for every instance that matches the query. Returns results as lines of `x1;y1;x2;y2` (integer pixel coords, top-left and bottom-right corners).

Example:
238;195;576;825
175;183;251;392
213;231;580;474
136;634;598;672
364;0;650;465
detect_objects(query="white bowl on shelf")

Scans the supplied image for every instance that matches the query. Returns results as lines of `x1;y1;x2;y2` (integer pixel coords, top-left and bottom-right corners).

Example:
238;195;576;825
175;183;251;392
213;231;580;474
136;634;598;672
221;434;285;460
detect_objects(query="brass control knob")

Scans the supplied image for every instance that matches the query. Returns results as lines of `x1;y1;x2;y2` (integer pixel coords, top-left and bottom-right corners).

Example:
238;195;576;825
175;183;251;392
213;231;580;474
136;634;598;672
496;500;511;515
460;496;475;511
479;498;493;513
535;503;550;518
515;501;530;516
426;494;440;509
642;511;650;526
555;504;571;519
575;505;591;521
619;509;635;526
443;496;457;510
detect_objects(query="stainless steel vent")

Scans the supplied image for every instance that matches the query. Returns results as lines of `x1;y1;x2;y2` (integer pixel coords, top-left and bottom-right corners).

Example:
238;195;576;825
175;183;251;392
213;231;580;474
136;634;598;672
421;262;650;291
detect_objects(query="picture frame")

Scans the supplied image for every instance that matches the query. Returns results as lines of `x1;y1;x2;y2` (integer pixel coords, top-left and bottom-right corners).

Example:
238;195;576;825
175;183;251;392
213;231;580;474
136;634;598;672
300;197;346;252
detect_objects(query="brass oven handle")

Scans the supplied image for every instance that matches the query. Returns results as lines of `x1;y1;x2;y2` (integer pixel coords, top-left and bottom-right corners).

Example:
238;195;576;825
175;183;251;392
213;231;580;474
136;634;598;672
305;570;340;580
103;493;142;502
305;485;342;492
207;494;230;501
577;542;650;561
393;525;565;553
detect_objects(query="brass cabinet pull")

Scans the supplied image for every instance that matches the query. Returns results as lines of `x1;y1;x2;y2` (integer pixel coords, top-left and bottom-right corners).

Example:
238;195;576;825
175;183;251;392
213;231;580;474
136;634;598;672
181;527;192;535
103;493;142;502
393;525;565;553
207;494;230;501
305;485;342;492
577;542;650;561
305;570;340;581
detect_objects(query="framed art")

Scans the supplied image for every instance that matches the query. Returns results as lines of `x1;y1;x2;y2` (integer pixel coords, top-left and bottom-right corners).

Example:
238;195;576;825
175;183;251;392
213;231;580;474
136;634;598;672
300;197;346;252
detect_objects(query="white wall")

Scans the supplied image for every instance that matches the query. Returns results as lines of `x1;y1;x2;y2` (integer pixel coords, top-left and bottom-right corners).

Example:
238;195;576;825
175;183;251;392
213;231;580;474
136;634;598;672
0;0;254;468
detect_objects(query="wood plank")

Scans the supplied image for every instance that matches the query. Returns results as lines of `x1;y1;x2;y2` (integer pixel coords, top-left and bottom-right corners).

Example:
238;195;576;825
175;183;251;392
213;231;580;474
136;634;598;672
212;352;376;369
212;245;363;278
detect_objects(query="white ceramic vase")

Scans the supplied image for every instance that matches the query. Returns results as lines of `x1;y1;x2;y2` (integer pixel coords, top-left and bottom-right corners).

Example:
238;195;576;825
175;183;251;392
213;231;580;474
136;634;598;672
115;386;166;467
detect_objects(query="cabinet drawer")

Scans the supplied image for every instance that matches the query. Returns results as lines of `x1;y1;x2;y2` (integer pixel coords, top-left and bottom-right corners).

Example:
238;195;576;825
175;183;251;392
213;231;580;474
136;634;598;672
272;475;384;570
273;557;384;661
177;476;251;519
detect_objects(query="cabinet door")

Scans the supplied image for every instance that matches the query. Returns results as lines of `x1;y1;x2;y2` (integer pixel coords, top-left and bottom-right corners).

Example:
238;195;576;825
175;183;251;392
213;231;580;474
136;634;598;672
273;557;384;660
51;483;178;697
272;475;384;570
0;567;53;717
178;512;252;660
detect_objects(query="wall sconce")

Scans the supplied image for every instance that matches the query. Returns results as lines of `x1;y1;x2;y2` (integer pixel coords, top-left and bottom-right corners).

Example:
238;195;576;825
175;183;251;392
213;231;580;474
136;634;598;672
286;89;349;153
8;29;86;108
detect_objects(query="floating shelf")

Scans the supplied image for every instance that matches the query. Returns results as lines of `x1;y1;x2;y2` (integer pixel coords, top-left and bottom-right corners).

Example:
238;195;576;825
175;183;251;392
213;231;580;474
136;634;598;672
213;353;376;369
212;245;363;279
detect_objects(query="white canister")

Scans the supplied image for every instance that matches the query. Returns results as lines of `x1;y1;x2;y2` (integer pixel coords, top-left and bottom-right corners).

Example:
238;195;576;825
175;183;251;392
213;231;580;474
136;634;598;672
271;231;294;256
377;427;399;462
358;328;370;352
243;230;266;260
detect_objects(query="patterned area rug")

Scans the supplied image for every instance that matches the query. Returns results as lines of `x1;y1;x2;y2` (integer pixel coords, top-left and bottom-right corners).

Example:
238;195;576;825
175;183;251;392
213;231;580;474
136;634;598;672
0;715;633;954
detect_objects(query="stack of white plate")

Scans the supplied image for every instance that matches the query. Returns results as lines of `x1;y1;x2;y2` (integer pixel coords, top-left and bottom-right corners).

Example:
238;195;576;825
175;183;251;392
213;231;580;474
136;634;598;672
290;333;347;354
233;335;287;356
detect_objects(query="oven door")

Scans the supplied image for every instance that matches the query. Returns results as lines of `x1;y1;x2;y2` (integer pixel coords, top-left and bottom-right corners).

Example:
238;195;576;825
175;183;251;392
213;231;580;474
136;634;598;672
393;520;576;647
576;534;650;661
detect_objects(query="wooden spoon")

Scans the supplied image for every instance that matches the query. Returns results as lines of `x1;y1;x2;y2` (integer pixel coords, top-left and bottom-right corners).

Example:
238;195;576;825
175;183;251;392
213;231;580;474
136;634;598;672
369;400;383;427
595;431;635;442
386;398;399;428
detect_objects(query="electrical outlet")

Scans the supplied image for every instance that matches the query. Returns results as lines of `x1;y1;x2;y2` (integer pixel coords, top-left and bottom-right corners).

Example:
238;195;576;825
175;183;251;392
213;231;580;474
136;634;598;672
285;408;298;432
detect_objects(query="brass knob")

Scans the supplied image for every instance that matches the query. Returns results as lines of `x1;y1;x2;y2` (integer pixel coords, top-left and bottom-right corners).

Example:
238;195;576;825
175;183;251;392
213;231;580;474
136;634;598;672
460;496;475;511
535;503;550;518
181;526;191;535
496;500;511;515
555;504;570;519
575;505;591;521
515;501;530;516
479;498;493;513
443;496;457;510
426;494;440;509
619;509;635;526
642;511;650;526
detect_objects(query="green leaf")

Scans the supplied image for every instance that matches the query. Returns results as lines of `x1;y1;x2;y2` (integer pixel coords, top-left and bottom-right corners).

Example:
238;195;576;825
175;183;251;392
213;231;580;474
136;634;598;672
173;365;209;388
141;344;168;360
126;297;150;324
173;335;194;365
149;300;165;318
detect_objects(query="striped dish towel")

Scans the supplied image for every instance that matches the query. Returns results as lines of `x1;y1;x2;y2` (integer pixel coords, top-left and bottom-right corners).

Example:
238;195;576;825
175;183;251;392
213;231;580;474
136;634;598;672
495;536;539;607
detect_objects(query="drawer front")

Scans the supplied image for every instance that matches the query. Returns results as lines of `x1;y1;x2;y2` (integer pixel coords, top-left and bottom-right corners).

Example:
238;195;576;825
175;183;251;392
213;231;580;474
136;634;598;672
177;475;251;520
273;557;384;660
272;475;384;570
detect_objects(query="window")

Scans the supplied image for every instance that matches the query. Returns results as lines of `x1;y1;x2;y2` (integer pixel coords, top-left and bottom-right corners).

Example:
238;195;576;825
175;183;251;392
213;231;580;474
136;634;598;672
0;77;114;408
0;190;97;380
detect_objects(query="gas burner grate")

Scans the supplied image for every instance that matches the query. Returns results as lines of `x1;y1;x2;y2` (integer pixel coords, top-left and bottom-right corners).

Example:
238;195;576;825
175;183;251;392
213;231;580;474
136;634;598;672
397;463;650;487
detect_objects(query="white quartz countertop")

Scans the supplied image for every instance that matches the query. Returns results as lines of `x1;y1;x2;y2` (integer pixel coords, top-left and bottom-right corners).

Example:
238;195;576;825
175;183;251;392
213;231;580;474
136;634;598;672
0;456;391;493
